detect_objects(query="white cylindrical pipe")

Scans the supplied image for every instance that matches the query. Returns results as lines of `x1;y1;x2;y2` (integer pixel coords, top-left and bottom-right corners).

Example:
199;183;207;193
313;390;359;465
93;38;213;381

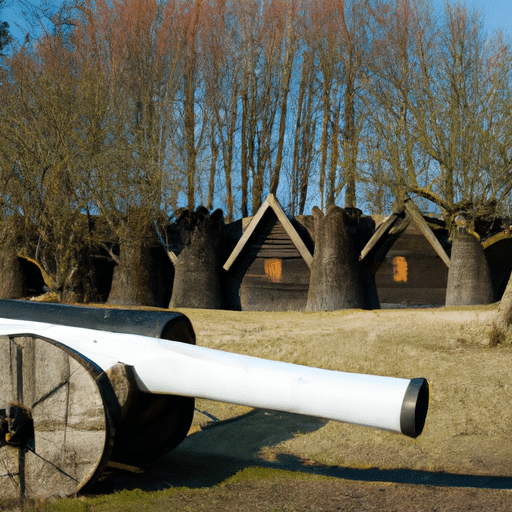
0;318;428;438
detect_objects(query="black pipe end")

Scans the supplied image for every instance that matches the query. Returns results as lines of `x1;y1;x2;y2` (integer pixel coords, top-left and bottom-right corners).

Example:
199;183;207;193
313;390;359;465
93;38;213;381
400;378;429;438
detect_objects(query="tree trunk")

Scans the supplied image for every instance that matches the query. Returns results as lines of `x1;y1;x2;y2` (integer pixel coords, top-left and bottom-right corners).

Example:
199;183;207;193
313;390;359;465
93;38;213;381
169;207;224;309
445;227;494;306
0;251;25;299
107;238;158;307
306;206;366;311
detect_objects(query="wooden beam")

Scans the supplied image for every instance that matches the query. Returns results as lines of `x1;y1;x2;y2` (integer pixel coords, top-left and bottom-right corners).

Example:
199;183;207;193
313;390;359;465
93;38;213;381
266;194;313;269
167;251;178;265
359;212;403;262
223;198;272;271
404;196;451;268
223;194;313;271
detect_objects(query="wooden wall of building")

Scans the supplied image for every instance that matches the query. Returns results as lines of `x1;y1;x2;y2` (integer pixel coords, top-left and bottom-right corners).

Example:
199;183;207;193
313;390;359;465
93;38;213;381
239;215;311;311
375;223;449;306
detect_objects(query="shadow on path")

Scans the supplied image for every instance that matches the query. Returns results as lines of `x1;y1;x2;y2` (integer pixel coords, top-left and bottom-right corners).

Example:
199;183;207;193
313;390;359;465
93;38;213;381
87;409;512;494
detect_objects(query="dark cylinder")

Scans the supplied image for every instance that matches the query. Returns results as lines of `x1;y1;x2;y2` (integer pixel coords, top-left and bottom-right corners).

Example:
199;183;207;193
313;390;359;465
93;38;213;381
0;299;195;344
399;378;429;438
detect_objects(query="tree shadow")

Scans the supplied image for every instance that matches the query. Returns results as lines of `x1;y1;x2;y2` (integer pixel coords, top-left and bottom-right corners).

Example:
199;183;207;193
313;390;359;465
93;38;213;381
86;409;512;495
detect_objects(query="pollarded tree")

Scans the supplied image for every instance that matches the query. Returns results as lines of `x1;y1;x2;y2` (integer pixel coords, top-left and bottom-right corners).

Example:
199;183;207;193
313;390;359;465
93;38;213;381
445;227;494;306
168;206;225;309
306;206;369;311
71;0;197;306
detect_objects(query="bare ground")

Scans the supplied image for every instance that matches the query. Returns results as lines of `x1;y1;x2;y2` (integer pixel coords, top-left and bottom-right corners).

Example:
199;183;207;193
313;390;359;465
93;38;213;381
22;306;512;511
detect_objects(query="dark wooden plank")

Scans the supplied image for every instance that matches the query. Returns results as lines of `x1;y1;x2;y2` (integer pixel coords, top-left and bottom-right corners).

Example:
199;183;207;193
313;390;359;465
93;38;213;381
256;252;303;259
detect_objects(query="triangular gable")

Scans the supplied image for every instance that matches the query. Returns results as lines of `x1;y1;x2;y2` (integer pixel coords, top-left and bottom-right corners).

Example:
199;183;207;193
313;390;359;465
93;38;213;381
223;194;313;271
359;196;451;268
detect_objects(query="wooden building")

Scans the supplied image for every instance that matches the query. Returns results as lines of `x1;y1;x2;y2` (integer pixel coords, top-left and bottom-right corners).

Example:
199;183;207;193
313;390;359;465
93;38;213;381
374;221;450;306
359;198;452;307
223;195;512;310
372;213;512;306
483;230;512;301
223;195;314;311
223;195;454;310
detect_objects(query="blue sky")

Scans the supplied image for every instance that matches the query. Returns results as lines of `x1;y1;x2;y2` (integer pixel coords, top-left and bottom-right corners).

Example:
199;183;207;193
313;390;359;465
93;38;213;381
432;0;512;36
2;1;512;44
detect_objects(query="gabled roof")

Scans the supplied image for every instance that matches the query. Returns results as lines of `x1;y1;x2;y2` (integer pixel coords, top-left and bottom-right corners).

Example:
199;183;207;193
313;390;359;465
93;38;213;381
223;194;313;271
359;195;451;268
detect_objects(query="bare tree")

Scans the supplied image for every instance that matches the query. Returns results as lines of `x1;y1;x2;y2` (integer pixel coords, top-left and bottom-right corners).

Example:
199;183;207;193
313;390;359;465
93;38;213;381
0;25;99;302
364;0;432;211
289;49;317;215
72;0;194;305
407;3;512;233
200;0;240;221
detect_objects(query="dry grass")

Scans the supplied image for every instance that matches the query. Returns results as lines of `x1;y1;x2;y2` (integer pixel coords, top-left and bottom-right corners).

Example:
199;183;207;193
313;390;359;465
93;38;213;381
179;305;512;477
19;305;512;511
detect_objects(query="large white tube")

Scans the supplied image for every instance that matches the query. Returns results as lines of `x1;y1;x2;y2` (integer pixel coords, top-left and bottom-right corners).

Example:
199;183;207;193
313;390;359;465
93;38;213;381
0;318;428;438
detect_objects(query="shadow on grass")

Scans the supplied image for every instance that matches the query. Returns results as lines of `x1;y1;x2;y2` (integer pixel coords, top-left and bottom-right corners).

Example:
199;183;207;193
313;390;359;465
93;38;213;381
87;409;512;495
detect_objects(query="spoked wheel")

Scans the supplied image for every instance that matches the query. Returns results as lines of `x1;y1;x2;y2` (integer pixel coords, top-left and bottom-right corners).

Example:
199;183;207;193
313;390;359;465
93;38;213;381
0;334;115;502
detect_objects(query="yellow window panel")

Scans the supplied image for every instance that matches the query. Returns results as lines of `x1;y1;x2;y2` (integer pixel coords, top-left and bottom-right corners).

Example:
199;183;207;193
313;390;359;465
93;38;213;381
264;258;282;283
393;256;408;283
